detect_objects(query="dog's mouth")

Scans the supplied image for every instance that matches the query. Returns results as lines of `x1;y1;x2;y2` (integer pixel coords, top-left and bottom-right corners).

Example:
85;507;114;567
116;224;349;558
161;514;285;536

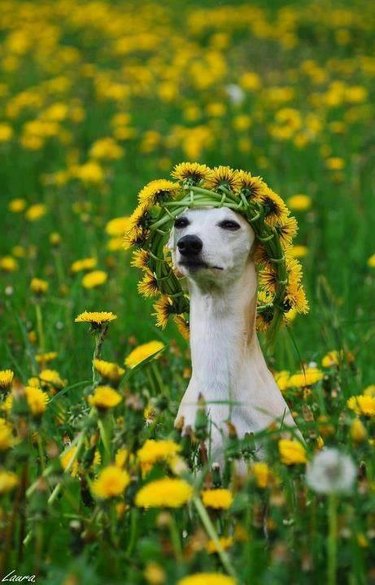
178;260;223;271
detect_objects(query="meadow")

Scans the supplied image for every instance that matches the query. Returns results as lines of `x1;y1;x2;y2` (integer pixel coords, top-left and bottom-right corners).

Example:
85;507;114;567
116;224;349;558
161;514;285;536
0;0;374;583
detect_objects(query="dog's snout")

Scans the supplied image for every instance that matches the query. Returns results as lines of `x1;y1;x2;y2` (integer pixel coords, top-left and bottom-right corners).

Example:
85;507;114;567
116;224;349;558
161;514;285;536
177;235;203;256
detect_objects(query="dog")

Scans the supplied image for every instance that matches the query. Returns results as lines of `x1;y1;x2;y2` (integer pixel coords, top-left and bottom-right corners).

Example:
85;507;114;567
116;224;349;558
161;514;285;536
168;206;299;462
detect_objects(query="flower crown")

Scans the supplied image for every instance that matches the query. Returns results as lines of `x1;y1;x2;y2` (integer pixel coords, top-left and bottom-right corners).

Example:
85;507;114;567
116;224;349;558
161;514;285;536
125;162;309;340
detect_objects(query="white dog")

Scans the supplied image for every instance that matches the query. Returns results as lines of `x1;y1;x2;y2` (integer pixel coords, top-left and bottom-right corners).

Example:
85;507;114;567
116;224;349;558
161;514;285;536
169;207;298;461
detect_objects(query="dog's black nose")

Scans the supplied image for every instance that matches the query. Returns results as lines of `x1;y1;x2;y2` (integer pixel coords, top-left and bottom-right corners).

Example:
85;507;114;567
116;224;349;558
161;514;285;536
177;235;203;256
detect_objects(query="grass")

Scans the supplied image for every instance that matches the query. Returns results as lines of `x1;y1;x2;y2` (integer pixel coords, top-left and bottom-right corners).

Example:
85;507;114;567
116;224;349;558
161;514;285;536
0;0;374;583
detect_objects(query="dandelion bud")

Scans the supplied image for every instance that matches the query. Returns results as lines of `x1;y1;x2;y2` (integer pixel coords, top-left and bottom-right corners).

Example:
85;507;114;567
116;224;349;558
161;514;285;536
350;418;367;443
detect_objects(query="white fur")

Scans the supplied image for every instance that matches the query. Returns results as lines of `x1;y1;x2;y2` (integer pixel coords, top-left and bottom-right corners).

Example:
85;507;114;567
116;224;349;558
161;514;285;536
169;207;298;460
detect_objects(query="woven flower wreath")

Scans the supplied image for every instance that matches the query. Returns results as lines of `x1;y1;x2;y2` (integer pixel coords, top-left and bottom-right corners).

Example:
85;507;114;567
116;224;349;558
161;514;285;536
124;162;309;340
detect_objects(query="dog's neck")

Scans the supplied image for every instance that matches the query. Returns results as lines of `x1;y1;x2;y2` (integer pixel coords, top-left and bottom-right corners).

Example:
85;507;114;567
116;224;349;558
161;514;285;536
188;259;260;392
179;258;296;438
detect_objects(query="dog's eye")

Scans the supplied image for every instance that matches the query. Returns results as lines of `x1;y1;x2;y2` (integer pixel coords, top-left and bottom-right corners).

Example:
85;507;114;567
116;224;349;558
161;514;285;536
174;217;189;229
218;220;241;231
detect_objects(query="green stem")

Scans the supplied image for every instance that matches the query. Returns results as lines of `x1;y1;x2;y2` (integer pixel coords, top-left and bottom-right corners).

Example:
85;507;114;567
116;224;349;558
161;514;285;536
35;302;45;354
98;415;112;465
169;515;183;562
193;496;238;581
36;433;45;473
328;494;338;585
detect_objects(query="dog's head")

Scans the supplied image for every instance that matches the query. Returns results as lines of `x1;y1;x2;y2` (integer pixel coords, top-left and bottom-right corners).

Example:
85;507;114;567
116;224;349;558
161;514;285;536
168;207;255;286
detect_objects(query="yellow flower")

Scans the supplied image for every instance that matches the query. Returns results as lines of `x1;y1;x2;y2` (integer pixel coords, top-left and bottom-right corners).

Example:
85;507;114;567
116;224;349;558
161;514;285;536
73;161;104;184
364;385;375;397
35;352;58;365
137;439;181;472
106;216;132;237
138;179;179;207
125;340;164;368
8;198;26;213
325;157;345;170
115;448;129;468
0;470;19;495
93;359;125;383
144;562;166;585
153;295;174;328
0;370;14;389
25;385;49;416
88;386;122;410
135;478;193;508
367;254;375;268
0;123;13;142
30;278;49;295
60;446;79;477
205;165;242;192
201;488;233;510
172;162;212;185
91;465;130;499
89;137;124;160
278;439;307;465
350;419;367;443
178;574;236;585
49;232;61;246
75;311;117;325
287;194;312;211
82;270;108;288
322;350;354;368
0;419;15;450
287;367;323;388
25;203;47;221
347;395;375;417
39;369;66;389
274;371;290;393
71;257;97;273
0;256;19;272
290;245;309;259
251;462;273;488
206;536;234;554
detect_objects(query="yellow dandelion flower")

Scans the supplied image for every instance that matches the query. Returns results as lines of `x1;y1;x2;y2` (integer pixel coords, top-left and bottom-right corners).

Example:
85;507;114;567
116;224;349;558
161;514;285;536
283;282;309;314
275;216;298;247
287;367;323;388
82;270;108;289
350;418;367;443
258;265;278;294
251;462;274;488
30;278;48;295
35;352;58;365
125;340;165;368
325;157;345;170
0;370;14;389
322;350;354;368
135;478;193;508
138;270;159;298
347;395;375;417
287;194;312;211
25;203;47;221
123;203;150;249
91;465;130;499
235;171;265;199
8;198;26;213
201;488;233;510
75;311;117;325
144;562;166;585
364;385;375;397
278;439;307;465
172;162;212;185
290;245;309;259
24;386;48;416
275;371;290;393
173;315;190;340
115;448;129;468
60;446;79;477
89;137;124;160
131;249;150;270
178;573;236;585
153;295;175;328
259;189;289;227
49;232;61;246
105;216;132;237
71;257;97;273
73;161;104;184
39;369;66;389
138;179;179;207
0;418;15;451
206;536;234;554
0;256;19;272
0;470;19;495
285;256;303;285
367;254;375;268
88;386;122;410
137;439;181;472
93;359;125;383
205;165;242;192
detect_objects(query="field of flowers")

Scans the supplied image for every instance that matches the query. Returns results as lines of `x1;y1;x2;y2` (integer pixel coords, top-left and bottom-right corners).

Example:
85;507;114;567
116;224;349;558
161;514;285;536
0;0;374;583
